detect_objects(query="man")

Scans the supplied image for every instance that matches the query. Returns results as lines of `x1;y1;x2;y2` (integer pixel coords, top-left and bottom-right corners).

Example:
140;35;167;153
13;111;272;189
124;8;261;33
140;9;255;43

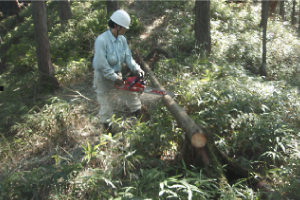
93;10;144;132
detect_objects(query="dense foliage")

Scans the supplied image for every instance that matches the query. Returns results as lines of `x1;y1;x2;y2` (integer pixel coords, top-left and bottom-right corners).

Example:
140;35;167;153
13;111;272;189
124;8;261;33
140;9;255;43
0;1;300;199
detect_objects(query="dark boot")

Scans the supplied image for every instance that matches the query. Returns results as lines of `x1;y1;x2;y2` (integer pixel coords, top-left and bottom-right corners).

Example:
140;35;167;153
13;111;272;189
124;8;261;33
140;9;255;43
104;123;112;132
133;109;142;119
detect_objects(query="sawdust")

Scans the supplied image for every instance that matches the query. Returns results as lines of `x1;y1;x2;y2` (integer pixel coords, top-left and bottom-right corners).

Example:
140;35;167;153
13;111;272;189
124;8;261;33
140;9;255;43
59;75;162;118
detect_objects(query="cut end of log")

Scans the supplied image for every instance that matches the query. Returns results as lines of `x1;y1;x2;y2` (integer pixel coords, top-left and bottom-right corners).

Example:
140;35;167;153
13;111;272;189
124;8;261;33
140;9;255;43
191;133;207;148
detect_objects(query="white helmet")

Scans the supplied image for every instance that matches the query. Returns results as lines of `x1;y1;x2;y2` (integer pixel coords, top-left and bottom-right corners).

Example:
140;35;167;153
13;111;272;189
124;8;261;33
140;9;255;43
110;10;131;30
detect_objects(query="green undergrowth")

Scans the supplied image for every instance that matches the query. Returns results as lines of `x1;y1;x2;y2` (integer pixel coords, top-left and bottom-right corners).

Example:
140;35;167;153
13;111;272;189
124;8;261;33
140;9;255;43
1;0;300;199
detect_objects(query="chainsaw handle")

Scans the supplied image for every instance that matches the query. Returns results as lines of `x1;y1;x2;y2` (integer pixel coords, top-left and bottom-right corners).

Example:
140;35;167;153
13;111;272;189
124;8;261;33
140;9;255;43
127;73;143;90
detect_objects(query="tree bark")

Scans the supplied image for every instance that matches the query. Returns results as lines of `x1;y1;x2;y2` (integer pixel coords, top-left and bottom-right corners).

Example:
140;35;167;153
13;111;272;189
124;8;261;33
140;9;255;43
140;51;281;198
291;0;297;25
299;2;300;33
106;0;118;17
140;59;272;196
195;0;211;56
269;0;278;17
261;0;269;77
142;59;218;173
32;1;59;91
279;0;285;20
58;0;73;25
141;60;207;150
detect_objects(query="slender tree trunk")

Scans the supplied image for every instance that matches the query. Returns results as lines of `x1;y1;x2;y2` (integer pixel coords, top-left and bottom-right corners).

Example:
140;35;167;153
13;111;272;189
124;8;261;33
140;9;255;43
299;2;300;33
291;0;297;25
106;0;118;17
269;0;278;17
261;0;269;77
58;0;73;25
195;0;211;56
32;1;59;91
279;0;285;20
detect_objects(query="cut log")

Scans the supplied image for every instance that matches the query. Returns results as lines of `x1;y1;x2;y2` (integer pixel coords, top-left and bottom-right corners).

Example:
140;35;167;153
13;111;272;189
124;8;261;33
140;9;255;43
141;59;233;197
162;95;207;148
141;58;274;197
141;60;206;149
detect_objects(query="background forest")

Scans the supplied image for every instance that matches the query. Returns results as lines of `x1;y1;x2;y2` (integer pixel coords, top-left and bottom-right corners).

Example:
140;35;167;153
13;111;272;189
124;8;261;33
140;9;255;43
1;0;300;199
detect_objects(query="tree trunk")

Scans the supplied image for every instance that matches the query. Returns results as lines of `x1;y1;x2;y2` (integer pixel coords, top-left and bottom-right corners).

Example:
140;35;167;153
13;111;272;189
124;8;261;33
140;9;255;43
269;0;278;17
299;2;300;33
195;0;211;56
291;0;297;25
106;0;118;17
32;1;59;91
279;0;285;20
141;59;271;196
58;0;73;25
261;0;269;77
141;60;207;149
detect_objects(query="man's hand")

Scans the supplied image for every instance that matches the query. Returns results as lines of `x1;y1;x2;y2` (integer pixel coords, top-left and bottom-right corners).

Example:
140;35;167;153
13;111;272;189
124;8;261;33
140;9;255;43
134;69;145;76
114;76;124;86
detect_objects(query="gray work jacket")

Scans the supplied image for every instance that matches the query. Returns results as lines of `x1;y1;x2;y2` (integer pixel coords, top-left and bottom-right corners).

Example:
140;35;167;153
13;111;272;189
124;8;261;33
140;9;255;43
93;29;141;92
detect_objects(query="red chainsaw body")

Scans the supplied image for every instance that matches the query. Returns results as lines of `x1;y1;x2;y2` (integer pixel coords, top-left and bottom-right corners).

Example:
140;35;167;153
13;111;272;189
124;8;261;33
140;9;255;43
114;76;145;93
115;75;172;97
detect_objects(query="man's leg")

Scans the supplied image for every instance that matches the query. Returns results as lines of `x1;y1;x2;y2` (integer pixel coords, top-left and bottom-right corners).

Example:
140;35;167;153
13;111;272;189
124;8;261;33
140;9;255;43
122;91;142;118
96;91;114;126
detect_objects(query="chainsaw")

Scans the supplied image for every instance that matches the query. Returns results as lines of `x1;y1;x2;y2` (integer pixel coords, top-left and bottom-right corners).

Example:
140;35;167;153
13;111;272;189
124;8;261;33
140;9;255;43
114;73;175;98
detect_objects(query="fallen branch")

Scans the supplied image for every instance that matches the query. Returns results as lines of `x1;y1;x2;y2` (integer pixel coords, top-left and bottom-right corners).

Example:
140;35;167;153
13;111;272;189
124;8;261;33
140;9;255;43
61;85;98;105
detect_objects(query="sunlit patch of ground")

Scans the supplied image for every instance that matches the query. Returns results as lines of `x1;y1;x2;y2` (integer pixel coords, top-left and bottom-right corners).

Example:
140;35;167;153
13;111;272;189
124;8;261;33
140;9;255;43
139;15;166;40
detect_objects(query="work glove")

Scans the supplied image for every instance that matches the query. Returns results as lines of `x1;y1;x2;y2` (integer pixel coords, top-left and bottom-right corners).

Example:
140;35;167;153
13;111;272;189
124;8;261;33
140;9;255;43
114;76;124;86
134;69;145;76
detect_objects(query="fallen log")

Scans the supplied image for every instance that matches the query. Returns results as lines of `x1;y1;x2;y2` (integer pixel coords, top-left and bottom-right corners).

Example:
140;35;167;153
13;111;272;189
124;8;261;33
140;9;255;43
141;60;233;193
141;59;274;198
141;60;206;149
